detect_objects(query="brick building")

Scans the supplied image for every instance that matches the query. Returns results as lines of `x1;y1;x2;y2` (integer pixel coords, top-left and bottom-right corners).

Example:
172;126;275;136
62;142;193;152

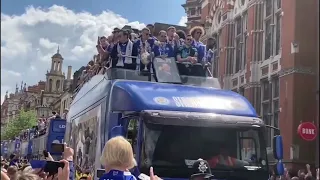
183;0;319;168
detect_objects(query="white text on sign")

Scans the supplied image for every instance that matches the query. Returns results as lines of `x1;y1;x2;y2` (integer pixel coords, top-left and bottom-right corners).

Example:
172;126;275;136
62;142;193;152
302;128;315;135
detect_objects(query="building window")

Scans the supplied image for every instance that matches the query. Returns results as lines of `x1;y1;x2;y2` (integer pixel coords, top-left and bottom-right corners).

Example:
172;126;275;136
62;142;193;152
261;79;271;147
262;80;270;101
265;0;272;17
272;77;280;137
217;12;222;24
49;79;53;92
264;0;282;58
239;87;245;96
262;102;271;147
242;12;248;70
261;77;280;148
235;38;241;73
212;32;220;77
190;8;196;16
234;17;242;73
273;77;279;98
264;19;272;60
273;100;279;128
275;11;281;55
197;7;201;15
276;0;281;9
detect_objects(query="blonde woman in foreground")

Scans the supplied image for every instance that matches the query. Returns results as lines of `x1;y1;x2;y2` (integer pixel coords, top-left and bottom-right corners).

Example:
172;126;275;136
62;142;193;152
99;136;160;180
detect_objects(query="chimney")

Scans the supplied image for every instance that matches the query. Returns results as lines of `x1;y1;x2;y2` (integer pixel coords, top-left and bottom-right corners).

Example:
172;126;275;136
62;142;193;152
67;66;72;80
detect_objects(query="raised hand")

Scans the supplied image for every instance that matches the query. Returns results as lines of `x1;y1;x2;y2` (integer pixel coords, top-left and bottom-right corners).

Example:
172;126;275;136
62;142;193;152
150;167;162;180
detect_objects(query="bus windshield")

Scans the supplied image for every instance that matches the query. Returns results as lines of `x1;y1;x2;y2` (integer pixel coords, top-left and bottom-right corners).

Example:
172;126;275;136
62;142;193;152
139;122;267;178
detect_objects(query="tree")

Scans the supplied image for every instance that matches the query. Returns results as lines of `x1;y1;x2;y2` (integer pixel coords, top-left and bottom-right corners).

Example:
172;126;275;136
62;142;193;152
1;110;38;140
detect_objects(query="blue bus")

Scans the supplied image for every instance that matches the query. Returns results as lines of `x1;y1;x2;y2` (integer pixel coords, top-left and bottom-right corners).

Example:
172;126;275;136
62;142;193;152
65;60;284;180
29;118;66;160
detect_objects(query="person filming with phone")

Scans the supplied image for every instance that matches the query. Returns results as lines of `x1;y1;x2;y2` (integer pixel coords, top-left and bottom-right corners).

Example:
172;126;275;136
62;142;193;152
30;144;75;180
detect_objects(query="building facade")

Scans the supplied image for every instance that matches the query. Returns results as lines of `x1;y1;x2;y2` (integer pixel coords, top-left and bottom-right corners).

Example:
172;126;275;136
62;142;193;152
183;0;319;168
1;49;73;126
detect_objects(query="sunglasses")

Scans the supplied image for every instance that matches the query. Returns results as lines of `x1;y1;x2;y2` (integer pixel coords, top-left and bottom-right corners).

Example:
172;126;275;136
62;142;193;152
196;31;202;35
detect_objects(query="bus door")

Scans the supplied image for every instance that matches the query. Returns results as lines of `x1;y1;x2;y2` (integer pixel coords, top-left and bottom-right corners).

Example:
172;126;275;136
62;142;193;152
46;119;66;156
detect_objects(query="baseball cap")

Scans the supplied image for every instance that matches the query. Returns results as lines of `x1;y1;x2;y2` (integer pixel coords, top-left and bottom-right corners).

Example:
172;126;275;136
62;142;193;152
190;159;214;180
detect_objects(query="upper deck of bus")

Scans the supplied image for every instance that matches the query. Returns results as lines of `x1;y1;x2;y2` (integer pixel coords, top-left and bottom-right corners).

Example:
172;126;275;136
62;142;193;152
68;66;258;121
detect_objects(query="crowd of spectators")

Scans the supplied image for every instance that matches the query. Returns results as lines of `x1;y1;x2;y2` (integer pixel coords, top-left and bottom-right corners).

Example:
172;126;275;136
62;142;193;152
8;111;62;143
269;164;319;180
1;145;74;180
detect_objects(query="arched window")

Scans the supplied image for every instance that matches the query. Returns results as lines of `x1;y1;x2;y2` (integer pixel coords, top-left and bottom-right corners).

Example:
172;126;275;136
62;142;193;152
53;61;56;71
56;80;61;91
57;62;61;71
49;79;53;92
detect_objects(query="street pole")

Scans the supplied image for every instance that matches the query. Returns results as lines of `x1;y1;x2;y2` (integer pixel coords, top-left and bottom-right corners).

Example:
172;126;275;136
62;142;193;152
316;0;319;167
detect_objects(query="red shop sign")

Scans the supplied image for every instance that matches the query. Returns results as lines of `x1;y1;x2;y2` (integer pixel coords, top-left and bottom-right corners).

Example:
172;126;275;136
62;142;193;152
297;122;317;141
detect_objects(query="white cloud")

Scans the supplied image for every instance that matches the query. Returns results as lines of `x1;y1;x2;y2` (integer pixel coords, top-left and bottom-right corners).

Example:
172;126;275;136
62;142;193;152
39;38;58;49
178;16;187;27
1;5;146;104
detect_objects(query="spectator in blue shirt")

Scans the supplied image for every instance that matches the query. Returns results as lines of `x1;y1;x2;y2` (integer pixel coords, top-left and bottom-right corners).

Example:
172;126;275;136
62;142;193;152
99;136;137;180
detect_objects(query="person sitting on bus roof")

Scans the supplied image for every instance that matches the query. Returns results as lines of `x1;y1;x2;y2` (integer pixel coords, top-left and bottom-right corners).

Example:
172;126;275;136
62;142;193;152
153;30;175;58
190;26;206;63
110;30;138;70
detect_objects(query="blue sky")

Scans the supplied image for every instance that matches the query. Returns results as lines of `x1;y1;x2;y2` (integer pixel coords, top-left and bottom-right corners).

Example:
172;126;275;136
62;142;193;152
1;0;187;25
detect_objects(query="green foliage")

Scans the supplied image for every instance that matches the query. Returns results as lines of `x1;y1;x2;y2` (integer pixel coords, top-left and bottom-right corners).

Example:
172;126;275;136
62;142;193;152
1;110;38;140
128;119;138;131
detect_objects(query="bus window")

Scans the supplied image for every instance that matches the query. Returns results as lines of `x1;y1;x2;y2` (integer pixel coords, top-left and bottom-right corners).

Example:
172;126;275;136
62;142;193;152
127;119;138;156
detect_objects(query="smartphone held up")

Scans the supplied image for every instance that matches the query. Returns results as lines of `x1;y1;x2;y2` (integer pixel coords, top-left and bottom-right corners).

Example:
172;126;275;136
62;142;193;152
51;143;64;154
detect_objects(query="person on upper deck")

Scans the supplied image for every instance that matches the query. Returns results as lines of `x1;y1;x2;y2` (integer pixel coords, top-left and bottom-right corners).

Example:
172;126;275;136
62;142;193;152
107;28;120;54
206;37;216;64
167;26;181;51
134;27;155;71
176;30;186;46
153;30;175;58
176;34;198;64
190;26;206;63
146;24;157;40
110;30;138;70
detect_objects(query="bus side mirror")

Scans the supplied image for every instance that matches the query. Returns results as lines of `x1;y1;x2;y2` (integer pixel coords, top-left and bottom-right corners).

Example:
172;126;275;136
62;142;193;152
110;126;125;139
273;135;283;160
274;161;284;176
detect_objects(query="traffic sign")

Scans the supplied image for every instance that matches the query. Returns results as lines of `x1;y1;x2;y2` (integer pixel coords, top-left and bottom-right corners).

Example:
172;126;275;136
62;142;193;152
297;122;317;141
